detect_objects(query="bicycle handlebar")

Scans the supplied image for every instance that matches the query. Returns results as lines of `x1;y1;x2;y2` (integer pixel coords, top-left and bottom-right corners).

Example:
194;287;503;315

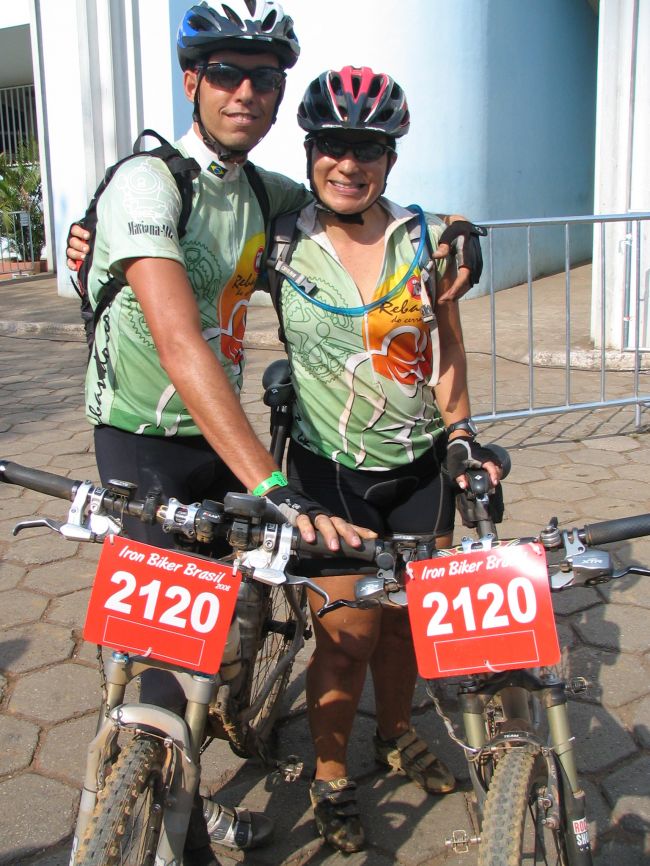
2;457;650;572
0;460;81;501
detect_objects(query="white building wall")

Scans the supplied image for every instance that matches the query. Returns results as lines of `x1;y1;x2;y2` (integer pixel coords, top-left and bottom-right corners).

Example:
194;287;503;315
592;0;650;351
22;0;598;299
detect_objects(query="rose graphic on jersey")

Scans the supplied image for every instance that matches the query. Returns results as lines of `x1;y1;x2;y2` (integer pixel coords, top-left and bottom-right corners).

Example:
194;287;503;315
365;269;432;391
216;232;264;369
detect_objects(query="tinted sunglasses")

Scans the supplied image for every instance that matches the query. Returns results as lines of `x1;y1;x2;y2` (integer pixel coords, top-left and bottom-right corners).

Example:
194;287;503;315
313;135;395;163
200;62;285;94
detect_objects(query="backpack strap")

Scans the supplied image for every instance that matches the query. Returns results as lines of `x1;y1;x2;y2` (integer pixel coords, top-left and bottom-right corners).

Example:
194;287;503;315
405;206;437;324
243;161;270;227
74;129;200;358
134;129;200;238
264;211;302;346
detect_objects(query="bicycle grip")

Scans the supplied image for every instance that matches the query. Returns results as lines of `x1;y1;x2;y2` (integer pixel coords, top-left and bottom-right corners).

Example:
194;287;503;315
0;460;80;501
295;532;379;563
583;512;650;546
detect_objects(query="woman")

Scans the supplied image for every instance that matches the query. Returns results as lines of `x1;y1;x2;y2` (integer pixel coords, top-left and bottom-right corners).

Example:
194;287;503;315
271;66;501;853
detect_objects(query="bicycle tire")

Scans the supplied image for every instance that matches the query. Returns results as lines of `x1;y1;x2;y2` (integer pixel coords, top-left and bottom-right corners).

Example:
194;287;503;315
248;584;308;744
75;736;168;866
478;747;569;866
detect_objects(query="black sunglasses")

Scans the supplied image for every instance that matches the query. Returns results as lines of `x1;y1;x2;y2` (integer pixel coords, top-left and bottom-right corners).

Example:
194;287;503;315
200;62;285;94
313;135;395;163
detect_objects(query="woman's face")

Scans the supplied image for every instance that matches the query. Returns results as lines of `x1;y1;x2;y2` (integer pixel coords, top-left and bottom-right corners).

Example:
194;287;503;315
309;132;395;215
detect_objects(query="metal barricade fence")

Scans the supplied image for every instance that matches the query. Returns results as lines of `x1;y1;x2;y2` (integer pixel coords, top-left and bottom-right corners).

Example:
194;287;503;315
470;212;650;428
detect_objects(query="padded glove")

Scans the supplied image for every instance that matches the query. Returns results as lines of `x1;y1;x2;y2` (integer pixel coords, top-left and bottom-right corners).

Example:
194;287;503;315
265;483;333;526
445;438;502;484
438;221;487;288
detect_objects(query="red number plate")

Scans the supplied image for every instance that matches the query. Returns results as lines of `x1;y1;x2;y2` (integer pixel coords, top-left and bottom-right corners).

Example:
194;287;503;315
405;542;560;678
83;536;242;674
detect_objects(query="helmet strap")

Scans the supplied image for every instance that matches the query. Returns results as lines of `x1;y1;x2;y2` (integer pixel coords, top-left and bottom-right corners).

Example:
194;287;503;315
192;68;249;163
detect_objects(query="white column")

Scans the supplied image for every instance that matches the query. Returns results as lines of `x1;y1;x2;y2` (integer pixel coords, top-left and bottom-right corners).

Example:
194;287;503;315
592;0;650;350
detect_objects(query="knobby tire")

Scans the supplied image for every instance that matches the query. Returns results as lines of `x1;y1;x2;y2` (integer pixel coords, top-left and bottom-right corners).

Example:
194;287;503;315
75;736;167;866
478;747;569;866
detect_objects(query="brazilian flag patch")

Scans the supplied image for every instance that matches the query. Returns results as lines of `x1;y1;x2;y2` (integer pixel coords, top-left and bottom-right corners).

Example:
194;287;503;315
207;161;227;178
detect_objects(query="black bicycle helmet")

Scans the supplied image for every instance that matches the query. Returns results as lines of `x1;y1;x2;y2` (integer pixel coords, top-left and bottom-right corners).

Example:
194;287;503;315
177;1;300;70
298;66;410;138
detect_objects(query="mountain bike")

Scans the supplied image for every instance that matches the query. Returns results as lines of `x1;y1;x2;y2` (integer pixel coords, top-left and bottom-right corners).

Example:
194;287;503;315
0;459;319;866
325;462;650;865
2;459;648;864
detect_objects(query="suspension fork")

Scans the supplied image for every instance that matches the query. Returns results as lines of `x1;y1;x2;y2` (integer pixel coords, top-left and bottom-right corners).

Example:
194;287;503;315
543;690;593;865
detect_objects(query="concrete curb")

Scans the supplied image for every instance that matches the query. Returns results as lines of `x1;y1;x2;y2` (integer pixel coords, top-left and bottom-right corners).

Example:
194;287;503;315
3;318;649;370
0;318;285;351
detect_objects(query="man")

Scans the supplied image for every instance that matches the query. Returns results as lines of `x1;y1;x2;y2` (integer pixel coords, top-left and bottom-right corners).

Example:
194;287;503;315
69;4;370;864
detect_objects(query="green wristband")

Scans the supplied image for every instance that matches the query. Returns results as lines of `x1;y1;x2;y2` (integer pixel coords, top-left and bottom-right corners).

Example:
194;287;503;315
252;471;288;497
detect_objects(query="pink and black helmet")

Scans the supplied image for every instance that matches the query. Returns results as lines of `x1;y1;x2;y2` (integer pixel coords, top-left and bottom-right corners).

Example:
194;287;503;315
297;66;410;138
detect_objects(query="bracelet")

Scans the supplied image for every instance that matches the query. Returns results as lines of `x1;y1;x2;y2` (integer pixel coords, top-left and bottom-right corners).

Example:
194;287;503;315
252;471;288;497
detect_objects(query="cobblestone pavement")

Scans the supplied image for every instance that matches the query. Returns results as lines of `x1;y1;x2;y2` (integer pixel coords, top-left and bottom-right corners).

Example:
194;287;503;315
0;296;649;864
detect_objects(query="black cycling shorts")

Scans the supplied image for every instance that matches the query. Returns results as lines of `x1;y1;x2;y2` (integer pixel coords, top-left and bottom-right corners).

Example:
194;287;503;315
286;439;455;575
94;425;243;553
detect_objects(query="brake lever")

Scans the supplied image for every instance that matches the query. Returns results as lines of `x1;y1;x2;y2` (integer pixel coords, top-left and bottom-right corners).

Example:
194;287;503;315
316;598;360;618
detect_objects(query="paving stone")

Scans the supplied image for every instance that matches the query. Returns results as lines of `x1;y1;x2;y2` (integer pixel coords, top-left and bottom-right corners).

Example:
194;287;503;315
0;715;40;775
21;843;74;866
0;774;78;861
0;560;24;590
566;448;629;467
8;663;99;722
46;588;92;628
569;701;637;772
582;436;640;453
566;645;650;708
38;712;98;786
593;841;647;865
550;462;615;484
0;673;6;702
499;498;580;527
0;622;74;674
527;478;596;502
629;695;650;748
574;602;650;654
552;586;601;616
4;529;79;566
598;570;650;608
0;589;48;628
503;463;548;483
23;559;96;595
603;755;650;833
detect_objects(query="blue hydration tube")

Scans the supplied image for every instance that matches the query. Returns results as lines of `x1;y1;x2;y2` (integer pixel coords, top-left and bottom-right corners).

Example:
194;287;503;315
285;204;428;317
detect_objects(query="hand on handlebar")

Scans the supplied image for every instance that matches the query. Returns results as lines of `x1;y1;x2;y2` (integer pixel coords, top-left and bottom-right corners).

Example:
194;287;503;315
67;222;90;270
446;437;503;490
264;484;376;550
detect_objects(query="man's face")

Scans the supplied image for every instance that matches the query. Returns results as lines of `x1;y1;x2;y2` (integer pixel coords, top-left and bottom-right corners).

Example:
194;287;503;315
184;49;283;155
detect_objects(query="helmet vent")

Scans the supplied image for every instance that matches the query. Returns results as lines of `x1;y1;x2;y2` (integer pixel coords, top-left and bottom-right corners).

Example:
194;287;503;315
188;12;210;32
261;9;277;31
243;0;256;13
222;5;244;27
350;74;362;99
368;78;382;99
390;83;402;101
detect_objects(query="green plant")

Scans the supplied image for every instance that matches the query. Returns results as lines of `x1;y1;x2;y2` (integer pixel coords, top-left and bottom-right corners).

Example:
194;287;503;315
0;138;44;261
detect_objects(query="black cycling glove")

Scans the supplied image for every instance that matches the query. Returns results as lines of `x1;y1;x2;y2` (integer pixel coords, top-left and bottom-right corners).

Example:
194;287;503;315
265;483;334;526
438;220;487;288
445;438;502;483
